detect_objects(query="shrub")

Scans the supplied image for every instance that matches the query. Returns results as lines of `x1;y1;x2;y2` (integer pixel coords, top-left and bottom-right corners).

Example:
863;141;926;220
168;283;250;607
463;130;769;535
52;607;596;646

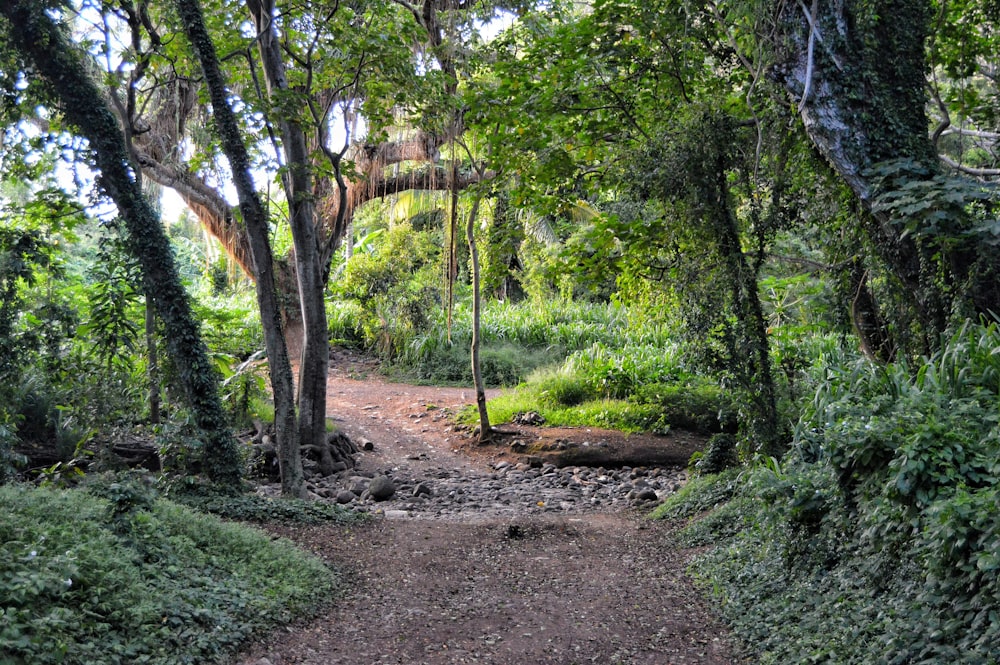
694;433;739;474
166;481;362;525
679;321;1000;664
0;483;336;665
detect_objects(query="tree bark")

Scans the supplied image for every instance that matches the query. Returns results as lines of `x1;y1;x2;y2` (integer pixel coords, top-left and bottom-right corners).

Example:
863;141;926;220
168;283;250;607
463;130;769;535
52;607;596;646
145;298;160;424
465;192;492;442
711;167;782;457
0;2;242;487
246;0;331;472
174;0;307;497
770;0;950;333
847;258;895;363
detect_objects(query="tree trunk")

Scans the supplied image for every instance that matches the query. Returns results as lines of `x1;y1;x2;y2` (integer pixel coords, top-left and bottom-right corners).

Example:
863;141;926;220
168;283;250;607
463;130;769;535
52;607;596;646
847;258;896;363
246;0;331;473
145;298;160;425
712;167;782;458
465;193;492;443
770;0;951;333
174;0;306;497
0;2;242;487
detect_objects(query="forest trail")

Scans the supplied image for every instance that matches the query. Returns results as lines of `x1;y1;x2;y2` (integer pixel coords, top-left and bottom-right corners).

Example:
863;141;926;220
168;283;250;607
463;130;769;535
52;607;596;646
237;354;742;664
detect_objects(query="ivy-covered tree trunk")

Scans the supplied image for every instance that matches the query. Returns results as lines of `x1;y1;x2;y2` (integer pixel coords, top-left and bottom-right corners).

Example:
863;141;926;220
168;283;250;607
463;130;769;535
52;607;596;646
0;2;242;486
643;110;784;457
709;163;782;458
174;0;307;498
769;0;949;334
246;0;331;473
145;299;160;424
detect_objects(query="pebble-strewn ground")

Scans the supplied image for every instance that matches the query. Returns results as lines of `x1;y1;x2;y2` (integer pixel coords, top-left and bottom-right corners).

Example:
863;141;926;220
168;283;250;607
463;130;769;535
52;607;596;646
299;461;688;520
239;355;744;665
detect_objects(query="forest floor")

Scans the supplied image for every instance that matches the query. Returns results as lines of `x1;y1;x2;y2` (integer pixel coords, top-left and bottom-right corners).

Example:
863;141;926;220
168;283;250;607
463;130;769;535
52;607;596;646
236;351;745;665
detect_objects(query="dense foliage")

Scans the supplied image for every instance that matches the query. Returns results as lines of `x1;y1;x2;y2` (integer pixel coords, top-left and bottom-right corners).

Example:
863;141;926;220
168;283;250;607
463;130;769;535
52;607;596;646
0;0;998;659
662;324;1000;663
0;480;338;664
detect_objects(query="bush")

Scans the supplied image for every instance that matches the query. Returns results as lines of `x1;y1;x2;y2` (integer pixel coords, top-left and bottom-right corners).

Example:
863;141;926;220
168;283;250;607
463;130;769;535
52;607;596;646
694;433;739;474
166;481;362;525
678;321;1000;664
0;483;336;665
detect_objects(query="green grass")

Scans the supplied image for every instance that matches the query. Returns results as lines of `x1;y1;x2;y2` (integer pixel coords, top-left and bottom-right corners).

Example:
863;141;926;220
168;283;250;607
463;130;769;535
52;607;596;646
0;482;339;665
352;298;681;386
467;353;734;434
477;391;669;433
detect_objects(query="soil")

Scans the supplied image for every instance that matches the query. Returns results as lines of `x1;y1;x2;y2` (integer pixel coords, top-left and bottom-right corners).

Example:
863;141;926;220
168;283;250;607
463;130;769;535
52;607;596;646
237;351;745;665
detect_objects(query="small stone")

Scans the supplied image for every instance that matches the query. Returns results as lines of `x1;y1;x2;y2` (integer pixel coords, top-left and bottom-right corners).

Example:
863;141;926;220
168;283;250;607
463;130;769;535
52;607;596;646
413;482;433;497
383;509;410;519
335;489;356;504
369;475;397;501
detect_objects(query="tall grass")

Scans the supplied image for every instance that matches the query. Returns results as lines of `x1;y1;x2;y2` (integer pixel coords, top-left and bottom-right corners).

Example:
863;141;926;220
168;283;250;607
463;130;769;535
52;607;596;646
394;299;679;385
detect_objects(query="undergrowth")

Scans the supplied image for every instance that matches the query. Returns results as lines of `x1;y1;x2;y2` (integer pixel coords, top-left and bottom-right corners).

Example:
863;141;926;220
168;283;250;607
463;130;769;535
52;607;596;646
0;480;337;665
463;341;735;433
355;299;679;387
166;481;365;525
665;322;1000;664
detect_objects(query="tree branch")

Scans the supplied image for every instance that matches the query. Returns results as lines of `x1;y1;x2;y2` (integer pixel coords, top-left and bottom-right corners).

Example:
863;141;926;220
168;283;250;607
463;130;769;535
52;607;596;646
938;154;1000;178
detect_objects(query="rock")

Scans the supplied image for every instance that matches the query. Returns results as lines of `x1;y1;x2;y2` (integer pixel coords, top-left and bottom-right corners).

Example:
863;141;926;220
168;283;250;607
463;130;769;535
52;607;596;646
335;489;356;504
369;475;397;501
636;488;658;503
512;411;546;425
383;509;410;519
349;477;370;495
413;482;433;497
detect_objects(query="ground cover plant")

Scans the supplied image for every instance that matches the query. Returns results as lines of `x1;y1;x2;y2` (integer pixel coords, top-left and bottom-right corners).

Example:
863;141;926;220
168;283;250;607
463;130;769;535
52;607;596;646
662;322;1000;664
0;479;339;665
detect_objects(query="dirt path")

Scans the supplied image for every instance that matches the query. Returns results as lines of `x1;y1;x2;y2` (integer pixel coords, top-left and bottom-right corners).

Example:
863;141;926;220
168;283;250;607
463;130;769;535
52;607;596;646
238;355;743;664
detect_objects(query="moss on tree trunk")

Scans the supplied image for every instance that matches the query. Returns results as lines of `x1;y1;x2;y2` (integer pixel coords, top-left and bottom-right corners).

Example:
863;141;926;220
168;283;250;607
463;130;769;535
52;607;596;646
0;2;241;487
174;0;307;497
